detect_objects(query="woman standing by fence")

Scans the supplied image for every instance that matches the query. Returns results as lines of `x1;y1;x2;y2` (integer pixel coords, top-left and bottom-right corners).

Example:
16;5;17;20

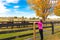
35;19;43;40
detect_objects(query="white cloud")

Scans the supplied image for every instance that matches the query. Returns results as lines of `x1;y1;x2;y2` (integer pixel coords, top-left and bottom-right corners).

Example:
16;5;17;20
0;0;19;14
0;1;9;14
8;10;36;18
6;0;19;3
0;13;8;17
14;6;19;9
47;15;60;18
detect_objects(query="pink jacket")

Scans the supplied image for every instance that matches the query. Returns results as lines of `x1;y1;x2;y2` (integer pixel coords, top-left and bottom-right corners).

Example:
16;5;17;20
35;21;43;30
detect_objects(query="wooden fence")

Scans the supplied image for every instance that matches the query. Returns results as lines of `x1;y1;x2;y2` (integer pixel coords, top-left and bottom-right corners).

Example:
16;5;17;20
0;21;60;34
0;21;60;40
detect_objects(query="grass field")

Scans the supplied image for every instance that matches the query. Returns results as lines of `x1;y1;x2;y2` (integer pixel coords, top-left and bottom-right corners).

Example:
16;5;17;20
0;23;60;40
12;26;60;40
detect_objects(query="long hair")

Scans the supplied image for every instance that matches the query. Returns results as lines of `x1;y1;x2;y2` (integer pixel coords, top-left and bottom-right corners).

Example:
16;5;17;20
40;19;43;23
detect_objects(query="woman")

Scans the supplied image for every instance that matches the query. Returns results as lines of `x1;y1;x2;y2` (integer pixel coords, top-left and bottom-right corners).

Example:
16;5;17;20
35;20;43;40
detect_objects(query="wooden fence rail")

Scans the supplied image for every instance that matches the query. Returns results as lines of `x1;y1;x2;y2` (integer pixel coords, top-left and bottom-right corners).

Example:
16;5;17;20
0;21;60;33
0;21;60;40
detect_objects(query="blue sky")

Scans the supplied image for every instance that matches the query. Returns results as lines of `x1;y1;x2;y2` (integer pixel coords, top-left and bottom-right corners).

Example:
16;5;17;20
0;0;36;17
0;0;60;18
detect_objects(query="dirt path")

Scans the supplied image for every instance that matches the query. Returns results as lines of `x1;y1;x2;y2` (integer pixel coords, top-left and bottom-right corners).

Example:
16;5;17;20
46;35;60;40
54;36;60;40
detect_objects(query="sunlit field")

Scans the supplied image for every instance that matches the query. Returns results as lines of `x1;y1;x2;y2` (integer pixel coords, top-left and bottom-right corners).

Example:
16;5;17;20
12;26;60;40
0;18;60;40
0;25;60;40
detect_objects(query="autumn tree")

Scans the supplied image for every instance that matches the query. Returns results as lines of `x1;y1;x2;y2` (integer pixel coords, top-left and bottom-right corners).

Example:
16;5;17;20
54;1;60;16
27;0;52;20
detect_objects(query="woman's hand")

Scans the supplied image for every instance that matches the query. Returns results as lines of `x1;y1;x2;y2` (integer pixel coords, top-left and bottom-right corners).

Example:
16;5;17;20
34;22;36;24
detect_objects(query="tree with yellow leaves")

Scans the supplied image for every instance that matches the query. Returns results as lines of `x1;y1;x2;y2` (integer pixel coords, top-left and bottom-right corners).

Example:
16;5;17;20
54;1;60;16
27;0;52;20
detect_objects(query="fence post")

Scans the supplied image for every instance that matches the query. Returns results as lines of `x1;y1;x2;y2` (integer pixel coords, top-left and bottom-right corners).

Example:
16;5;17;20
33;22;36;40
51;22;54;34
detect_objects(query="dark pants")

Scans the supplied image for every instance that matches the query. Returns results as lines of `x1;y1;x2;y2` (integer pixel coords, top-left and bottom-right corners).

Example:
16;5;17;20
39;29;43;40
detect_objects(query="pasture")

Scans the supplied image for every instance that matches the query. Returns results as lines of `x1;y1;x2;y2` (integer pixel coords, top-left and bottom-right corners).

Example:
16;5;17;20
0;26;60;40
0;18;60;40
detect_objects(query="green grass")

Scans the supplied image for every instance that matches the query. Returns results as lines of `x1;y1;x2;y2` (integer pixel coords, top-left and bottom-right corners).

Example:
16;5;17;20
0;25;60;40
13;35;33;40
12;26;60;40
0;30;39;39
0;27;34;32
13;30;60;40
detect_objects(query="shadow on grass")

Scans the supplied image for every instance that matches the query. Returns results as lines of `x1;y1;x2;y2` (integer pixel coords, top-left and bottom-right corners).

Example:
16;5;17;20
54;31;60;34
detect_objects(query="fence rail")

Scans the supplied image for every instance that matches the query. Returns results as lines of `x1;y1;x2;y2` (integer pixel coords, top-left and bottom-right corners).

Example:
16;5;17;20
0;21;60;40
0;21;60;28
